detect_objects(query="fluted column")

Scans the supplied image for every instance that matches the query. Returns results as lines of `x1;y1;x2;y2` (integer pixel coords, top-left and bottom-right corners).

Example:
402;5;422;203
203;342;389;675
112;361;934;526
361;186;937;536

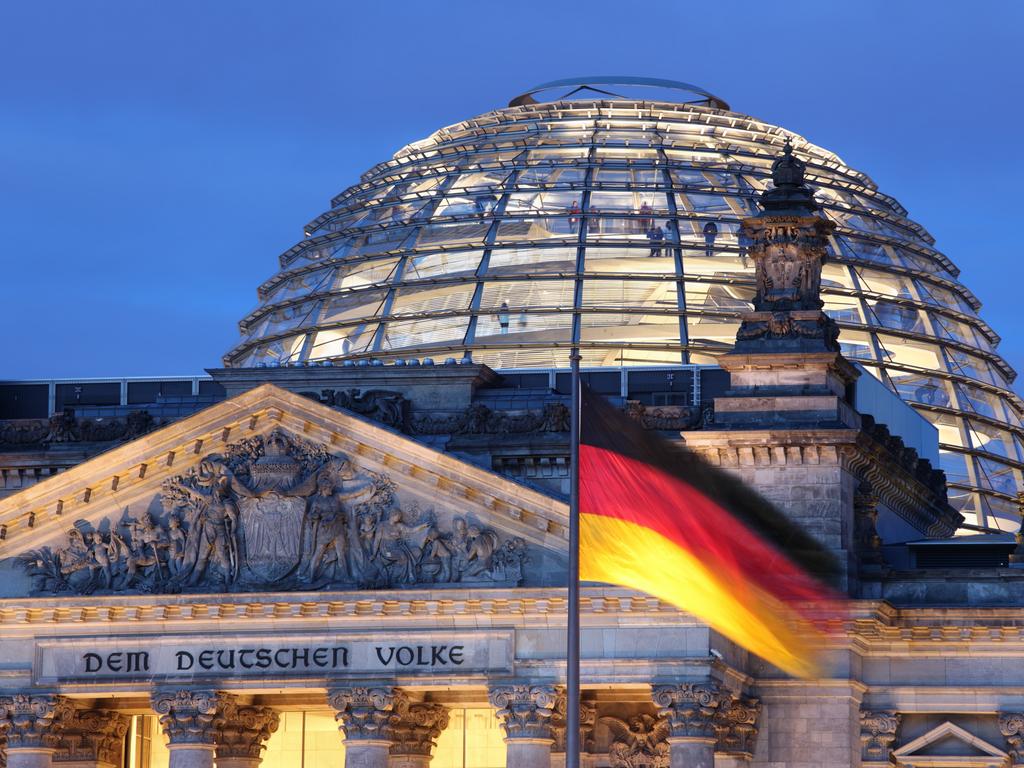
488;685;557;768
214;705;279;768
328;687;404;768
0;695;72;768
713;697;761;767
151;690;235;768
52;708;129;768
652;683;732;768
859;711;900;767
388;703;448;768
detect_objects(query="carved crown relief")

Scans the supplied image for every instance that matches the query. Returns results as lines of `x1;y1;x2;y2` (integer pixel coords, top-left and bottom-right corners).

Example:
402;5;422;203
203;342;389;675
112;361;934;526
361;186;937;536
18;427;528;596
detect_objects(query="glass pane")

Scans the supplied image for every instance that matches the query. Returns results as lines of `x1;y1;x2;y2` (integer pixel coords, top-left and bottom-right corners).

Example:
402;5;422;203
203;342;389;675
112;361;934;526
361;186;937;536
405;251;482;281
321;290;387;325
479;280;574;311
335;258;399;290
308;324;377;359
380;316;467;350
488;246;576;275
263;268;334;304
494;216;576;242
585;245;675;275
391;283;475;317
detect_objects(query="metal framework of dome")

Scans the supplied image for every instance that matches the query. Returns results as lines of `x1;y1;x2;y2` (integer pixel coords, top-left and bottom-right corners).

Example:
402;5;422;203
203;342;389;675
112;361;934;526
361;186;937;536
224;80;1024;531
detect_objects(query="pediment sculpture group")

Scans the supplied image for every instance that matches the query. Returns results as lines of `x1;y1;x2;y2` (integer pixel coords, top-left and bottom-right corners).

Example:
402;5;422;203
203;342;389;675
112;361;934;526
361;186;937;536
20;428;527;595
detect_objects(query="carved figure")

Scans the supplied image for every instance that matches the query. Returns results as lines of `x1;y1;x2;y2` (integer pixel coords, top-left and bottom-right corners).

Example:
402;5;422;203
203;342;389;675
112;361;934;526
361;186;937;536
87;532;114;590
169;464;242;586
447;517;498;582
600;714;670;768
323;389;407;430
166;515;187;577
44;410;79;443
302;460;374;582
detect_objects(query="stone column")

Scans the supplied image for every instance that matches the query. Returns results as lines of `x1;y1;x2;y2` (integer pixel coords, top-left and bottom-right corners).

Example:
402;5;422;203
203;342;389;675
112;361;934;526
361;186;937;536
713;697;761;766
214;705;279;768
488;684;558;768
52;708;130;768
328;687;404;768
999;713;1024;764
549;690;596;768
388;703;448;768
653;683;732;768
151;690;235;768
860;710;900;767
0;695;72;768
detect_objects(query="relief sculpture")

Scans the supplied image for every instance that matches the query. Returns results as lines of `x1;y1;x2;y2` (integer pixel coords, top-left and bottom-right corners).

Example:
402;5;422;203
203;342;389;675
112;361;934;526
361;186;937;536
18;428;527;595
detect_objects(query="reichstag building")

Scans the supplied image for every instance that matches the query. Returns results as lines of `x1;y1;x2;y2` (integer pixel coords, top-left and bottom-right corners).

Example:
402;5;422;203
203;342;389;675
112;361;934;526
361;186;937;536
1;77;1023;768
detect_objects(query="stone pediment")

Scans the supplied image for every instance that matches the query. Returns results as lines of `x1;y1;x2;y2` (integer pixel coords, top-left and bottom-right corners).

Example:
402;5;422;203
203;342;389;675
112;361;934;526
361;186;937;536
0;384;567;598
892;721;1009;767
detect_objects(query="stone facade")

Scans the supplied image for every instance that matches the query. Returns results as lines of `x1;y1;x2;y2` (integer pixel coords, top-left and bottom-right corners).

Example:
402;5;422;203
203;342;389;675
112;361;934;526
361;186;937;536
0;145;1021;768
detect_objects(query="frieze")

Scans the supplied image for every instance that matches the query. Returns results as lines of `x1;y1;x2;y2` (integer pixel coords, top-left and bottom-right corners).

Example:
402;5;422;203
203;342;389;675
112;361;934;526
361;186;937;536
409;402;570;436
17;427;527;595
0;409;160;447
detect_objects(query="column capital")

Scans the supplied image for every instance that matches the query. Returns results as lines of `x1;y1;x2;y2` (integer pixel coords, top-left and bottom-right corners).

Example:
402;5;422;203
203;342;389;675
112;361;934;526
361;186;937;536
151;689;236;746
488;684;558;741
860;710;900;764
52;708;129;765
389;703;449;757
652;682;732;740
328;686;405;743
215;705;279;761
0;694;73;750
714;696;761;758
550;689;596;753
1000;712;1024;762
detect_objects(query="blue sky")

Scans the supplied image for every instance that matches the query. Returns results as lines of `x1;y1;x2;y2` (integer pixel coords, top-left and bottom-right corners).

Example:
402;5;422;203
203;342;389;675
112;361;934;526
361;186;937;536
1;0;1021;389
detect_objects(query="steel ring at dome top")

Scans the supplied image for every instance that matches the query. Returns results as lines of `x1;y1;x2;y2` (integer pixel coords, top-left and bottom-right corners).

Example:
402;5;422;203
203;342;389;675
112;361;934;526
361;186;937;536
508;76;730;110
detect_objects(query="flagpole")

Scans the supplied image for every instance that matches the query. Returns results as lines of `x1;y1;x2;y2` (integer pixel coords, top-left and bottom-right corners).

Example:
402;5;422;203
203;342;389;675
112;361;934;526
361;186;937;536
566;348;581;768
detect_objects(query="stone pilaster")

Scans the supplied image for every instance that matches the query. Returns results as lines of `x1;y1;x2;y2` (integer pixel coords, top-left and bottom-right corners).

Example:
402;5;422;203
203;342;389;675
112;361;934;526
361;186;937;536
1000;713;1024;764
214;705;279;768
388;703;448;768
0;695;72;768
52;708;129;768
713;697;761;764
328;687;405;768
489;684;558;768
151;690;236;768
652;683;732;768
549;690;596;768
860;710;900;767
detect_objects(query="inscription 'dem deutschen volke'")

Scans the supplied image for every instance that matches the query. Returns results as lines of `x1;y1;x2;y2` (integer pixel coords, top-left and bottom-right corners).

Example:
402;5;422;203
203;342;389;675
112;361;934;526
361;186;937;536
82;643;466;674
36;632;513;684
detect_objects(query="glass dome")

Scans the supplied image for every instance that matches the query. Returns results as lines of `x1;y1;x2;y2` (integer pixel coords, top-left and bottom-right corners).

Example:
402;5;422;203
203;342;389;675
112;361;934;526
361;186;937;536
225;83;1024;531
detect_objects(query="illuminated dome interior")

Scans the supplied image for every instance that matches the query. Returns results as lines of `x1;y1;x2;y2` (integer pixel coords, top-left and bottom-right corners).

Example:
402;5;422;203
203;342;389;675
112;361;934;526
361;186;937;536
225;77;1024;531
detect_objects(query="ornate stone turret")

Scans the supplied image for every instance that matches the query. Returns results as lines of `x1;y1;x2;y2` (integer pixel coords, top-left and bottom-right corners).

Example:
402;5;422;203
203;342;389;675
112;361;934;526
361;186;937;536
713;138;860;431
734;139;839;355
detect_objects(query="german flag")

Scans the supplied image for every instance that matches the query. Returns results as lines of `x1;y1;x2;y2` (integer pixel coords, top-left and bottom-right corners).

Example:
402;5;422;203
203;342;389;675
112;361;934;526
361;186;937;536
578;385;844;678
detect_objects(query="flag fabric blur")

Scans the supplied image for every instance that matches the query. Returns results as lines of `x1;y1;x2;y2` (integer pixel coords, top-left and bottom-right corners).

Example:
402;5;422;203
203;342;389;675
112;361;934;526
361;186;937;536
577;385;844;678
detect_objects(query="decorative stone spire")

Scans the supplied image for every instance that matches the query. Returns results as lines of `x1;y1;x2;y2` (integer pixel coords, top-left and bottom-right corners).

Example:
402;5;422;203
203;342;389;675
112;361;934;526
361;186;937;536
733;139;839;352
759;138;819;215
